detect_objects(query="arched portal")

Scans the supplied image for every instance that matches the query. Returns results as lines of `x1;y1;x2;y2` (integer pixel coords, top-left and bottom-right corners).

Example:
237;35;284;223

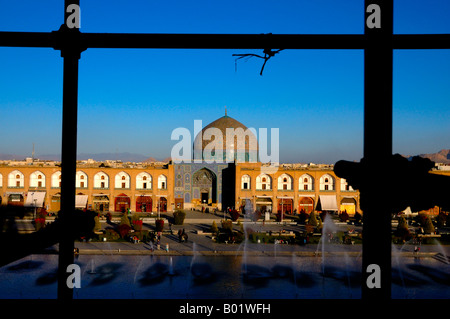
278;198;293;215
192;168;217;204
136;195;152;213
340;197;357;216
115;193;130;213
299;197;314;214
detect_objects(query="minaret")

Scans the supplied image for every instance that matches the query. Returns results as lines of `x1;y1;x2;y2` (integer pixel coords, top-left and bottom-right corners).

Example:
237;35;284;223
32;143;35;162
225;105;227;117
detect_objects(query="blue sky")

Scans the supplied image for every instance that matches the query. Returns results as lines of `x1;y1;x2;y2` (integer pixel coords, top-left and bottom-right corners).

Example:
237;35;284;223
0;0;448;163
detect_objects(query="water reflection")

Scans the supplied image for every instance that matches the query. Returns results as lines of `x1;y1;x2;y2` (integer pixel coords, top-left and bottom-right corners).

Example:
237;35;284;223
0;254;449;299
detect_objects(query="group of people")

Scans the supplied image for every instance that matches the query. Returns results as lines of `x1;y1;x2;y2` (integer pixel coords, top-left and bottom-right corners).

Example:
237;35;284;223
178;229;188;242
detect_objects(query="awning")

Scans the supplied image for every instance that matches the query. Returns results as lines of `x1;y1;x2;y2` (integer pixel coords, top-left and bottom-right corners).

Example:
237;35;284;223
277;196;294;199
256;197;273;204
25;192;46;208
319;195;338;211
341;197;356;205
5;192;24;195
75;195;88;208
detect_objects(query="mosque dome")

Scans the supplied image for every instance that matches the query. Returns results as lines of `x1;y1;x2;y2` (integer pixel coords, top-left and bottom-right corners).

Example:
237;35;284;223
193;109;258;162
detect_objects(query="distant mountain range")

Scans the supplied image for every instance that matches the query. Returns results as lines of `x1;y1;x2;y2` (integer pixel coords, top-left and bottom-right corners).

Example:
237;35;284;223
406;149;450;164
1;149;448;164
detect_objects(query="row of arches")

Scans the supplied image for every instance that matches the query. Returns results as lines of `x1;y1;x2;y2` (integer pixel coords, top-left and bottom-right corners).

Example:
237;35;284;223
241;173;353;191
4;192;168;213
243;196;357;215
2;170;167;190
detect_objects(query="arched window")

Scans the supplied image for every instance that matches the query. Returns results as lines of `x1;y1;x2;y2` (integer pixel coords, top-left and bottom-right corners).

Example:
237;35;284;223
8;170;24;188
137;172;152;190
76;171;88;188
256;174;271;190
115;172;130;189
158;175;167;189
241;175;251;190
277;174;293;190
94;172;109;189
320;174;334;191
30;171;45;188
299;174;314;191
51;171;62;188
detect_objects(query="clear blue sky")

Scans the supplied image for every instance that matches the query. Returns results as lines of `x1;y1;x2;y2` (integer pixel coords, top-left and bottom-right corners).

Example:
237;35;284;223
0;0;449;163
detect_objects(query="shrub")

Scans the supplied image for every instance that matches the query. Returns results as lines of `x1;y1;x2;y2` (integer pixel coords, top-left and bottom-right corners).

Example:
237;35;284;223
308;211;319;227
211;221;219;234
416;212;428;227
424;216;435;234
117;224;131;238
221;220;233;232
34;218;46;231
229;210;240;221
298;210;308;224
173;210;186;225
93;215;102;232
120;213;131;227
103;228;120;241
132;219;143;231
395;216;411;240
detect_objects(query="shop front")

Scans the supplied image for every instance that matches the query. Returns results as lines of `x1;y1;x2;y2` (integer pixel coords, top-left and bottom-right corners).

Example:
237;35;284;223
277;197;293;215
340;197;357;216
298;196;314;214
115;193;130;212
136;195;152;212
93;194;110;212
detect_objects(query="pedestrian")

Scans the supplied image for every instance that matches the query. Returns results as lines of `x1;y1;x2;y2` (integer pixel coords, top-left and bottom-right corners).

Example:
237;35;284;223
178;229;183;242
182;228;188;242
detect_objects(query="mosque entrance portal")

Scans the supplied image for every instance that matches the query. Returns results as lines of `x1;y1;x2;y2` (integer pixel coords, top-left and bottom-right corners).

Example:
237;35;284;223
193;168;216;204
201;191;209;204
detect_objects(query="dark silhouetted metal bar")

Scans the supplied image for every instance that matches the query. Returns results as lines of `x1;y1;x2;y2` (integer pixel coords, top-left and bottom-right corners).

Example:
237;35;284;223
57;0;81;301
362;0;393;300
2;31;450;50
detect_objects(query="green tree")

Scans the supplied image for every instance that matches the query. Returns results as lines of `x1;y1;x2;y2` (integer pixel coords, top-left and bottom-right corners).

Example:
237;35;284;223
120;213;131;227
424;216;435;234
211;221;219;234
173;210;186;225
308;211;319;227
395;216;410;241
93;215;102;232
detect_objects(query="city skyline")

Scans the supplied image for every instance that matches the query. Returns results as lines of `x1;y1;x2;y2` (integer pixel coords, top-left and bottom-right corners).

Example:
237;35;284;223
0;1;449;164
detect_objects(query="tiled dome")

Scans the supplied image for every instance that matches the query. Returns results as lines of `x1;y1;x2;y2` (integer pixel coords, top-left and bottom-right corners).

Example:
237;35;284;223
193;112;258;162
